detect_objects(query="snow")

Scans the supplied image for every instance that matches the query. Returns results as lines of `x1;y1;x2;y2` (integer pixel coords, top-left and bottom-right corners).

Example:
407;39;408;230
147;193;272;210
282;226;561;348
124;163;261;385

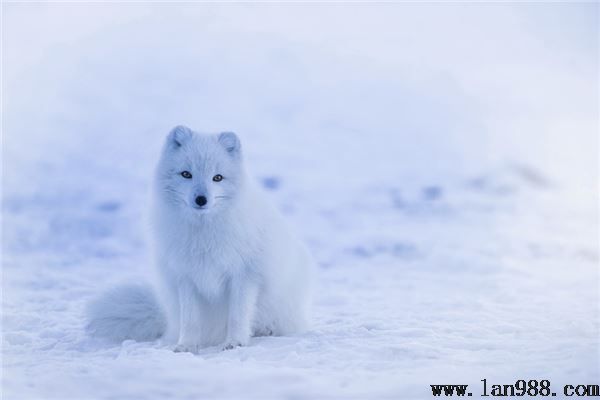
2;3;598;399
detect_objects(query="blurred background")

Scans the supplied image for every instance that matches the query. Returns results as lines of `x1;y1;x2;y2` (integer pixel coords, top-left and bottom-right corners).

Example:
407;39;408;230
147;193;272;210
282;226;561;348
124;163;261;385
2;3;598;399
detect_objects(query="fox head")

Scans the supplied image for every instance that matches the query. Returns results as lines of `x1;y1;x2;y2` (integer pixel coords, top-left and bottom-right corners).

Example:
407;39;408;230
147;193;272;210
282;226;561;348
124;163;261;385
155;125;245;215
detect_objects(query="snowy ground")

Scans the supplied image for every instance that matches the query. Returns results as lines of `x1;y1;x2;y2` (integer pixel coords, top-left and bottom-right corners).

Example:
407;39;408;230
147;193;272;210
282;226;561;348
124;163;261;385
2;3;599;399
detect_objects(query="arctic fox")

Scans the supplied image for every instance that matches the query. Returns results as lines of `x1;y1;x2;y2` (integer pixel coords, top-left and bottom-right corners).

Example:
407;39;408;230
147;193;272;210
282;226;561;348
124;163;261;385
87;126;313;352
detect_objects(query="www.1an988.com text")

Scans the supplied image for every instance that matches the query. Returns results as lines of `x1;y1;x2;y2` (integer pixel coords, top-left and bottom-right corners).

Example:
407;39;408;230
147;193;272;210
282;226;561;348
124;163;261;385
430;379;600;397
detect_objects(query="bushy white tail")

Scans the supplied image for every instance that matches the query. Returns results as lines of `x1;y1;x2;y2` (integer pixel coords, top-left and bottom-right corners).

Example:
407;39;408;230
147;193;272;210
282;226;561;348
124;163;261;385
86;284;166;342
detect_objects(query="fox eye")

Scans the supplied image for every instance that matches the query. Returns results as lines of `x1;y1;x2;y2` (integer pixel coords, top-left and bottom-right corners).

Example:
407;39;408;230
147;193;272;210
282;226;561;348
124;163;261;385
181;171;192;179
212;174;223;182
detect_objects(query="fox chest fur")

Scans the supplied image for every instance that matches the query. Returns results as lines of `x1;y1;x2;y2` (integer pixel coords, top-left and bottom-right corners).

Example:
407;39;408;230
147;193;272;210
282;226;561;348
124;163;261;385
157;211;263;301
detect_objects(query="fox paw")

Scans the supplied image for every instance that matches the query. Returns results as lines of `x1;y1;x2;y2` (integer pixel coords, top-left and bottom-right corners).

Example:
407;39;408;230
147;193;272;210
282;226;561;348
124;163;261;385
174;343;200;354
221;341;243;351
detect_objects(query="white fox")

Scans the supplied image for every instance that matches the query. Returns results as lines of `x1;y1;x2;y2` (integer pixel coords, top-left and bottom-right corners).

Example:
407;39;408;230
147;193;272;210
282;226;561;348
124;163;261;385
86;126;314;352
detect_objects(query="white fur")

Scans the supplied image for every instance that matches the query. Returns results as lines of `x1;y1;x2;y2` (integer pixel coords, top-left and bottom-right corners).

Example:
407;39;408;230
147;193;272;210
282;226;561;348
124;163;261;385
86;284;166;342
86;126;313;352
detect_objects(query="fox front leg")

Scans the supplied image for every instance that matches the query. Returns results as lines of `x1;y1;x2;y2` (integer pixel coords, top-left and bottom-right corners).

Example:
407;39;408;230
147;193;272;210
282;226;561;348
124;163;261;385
222;277;259;350
173;280;202;354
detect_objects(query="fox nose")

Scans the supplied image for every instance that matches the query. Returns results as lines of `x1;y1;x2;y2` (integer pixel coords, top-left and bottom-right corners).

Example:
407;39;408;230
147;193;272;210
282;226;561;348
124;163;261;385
195;196;207;207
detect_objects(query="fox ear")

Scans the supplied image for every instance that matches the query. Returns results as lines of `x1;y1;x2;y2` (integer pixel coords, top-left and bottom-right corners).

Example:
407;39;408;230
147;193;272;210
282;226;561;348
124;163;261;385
218;131;241;156
167;125;193;148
